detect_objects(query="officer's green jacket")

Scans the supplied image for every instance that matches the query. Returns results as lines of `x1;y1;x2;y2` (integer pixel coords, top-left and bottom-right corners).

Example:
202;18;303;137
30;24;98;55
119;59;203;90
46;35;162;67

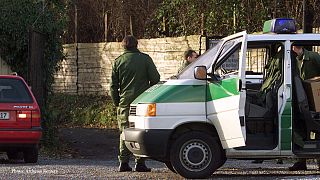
293;49;320;147
296;49;320;80
260;50;283;94
110;48;160;107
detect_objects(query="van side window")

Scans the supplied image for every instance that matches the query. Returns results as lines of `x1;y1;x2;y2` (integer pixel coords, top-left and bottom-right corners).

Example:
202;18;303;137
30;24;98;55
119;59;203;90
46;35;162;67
245;44;282;91
246;48;267;75
313;45;320;52
215;46;240;79
212;37;243;79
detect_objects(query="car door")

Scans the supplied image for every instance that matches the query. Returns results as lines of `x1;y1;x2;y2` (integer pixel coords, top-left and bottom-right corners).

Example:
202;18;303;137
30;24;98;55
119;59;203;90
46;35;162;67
206;31;247;149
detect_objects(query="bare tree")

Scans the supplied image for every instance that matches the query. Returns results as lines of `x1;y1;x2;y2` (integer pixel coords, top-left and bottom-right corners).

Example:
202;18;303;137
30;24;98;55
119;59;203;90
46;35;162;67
64;0;319;43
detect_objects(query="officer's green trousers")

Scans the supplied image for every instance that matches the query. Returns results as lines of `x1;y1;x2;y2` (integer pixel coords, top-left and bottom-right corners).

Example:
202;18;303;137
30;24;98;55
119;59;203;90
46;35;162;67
117;107;144;164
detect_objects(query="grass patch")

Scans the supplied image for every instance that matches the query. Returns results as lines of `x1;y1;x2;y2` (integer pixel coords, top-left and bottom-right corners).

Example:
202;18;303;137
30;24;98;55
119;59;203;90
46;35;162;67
47;93;118;128
41;93;118;156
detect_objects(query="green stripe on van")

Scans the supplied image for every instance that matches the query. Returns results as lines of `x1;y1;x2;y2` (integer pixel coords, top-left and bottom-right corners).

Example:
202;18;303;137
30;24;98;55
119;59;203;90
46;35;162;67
132;84;206;103
207;78;240;101
132;77;240;104
281;99;292;150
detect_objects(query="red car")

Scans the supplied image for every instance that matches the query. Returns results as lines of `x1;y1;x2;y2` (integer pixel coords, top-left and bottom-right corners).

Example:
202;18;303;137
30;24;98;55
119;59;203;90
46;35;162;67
0;75;42;163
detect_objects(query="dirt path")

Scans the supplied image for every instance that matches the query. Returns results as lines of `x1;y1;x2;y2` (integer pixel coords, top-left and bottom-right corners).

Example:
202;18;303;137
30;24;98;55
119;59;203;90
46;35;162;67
58;128;119;160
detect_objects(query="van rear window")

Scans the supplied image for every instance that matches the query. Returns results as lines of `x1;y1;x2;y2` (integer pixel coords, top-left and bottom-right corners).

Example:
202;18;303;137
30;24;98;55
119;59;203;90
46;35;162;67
0;78;33;103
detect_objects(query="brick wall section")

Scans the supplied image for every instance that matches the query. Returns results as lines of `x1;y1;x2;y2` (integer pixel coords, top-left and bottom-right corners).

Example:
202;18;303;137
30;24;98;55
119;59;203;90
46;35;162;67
52;35;205;95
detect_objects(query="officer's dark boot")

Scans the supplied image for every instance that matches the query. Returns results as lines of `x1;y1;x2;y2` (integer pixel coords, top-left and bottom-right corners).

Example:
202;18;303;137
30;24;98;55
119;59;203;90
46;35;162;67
119;162;132;172
289;159;307;171
135;162;151;172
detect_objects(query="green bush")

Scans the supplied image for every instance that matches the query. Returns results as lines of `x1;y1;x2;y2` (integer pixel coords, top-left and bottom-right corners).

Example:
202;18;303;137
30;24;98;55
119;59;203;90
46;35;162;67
41;93;118;153
0;0;68;88
47;93;118;128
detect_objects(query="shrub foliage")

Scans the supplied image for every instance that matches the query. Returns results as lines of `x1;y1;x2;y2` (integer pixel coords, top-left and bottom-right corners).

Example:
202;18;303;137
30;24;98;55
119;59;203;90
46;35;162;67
47;94;117;128
0;0;70;149
0;0;68;87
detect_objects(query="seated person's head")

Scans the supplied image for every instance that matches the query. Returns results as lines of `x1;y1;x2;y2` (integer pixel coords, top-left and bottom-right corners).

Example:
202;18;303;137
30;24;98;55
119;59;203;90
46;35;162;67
184;49;198;63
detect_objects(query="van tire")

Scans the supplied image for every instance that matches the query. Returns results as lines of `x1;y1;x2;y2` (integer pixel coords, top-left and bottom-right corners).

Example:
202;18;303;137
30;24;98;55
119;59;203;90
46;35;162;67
170;132;222;179
23;145;38;163
164;161;176;173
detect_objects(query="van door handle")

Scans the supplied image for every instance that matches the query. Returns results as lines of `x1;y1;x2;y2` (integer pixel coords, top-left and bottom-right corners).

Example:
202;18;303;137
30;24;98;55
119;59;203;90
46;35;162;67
238;79;242;91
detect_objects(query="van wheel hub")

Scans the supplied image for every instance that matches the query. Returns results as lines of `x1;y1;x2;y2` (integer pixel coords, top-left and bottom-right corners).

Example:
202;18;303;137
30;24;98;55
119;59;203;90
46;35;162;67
180;140;212;171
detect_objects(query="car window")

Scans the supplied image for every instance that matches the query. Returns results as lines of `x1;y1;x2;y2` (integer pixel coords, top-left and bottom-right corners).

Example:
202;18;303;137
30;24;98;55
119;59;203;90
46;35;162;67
0;78;33;103
214;45;241;79
178;37;243;79
178;40;224;79
246;48;268;74
219;40;236;58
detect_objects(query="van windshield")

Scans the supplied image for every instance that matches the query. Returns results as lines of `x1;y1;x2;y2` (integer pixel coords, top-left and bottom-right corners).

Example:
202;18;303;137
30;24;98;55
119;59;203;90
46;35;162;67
178;40;223;79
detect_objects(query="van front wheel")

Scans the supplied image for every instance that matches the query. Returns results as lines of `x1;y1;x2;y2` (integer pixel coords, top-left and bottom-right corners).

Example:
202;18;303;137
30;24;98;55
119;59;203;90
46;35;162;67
164;161;176;173
170;132;222;179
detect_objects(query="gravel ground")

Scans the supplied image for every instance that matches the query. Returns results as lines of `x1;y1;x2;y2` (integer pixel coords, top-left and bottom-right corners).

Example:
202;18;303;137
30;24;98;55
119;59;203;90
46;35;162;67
1;157;320;179
1;128;320;179
0;156;180;179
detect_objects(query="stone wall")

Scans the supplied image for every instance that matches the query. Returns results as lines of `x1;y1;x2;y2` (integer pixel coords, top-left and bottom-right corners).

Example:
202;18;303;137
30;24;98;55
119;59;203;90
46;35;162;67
52;35;206;95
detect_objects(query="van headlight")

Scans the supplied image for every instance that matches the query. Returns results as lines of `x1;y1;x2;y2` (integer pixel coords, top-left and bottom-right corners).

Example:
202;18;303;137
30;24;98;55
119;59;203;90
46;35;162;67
136;103;156;116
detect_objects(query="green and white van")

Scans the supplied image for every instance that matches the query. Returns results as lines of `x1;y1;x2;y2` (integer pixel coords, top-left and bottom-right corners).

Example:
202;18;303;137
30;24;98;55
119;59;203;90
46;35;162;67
123;19;320;179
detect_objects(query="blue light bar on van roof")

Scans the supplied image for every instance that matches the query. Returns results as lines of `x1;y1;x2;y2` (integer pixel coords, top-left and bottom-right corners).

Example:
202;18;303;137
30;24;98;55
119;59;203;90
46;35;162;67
263;18;296;34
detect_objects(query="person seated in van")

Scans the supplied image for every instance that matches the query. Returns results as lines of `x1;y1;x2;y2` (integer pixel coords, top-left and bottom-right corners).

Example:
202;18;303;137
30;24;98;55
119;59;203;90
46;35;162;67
289;45;320;171
257;49;283;106
177;49;199;73
249;49;283;165
246;48;283;112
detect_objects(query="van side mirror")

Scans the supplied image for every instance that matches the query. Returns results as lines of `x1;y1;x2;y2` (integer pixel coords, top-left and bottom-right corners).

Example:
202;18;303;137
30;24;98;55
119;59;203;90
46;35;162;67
194;66;207;80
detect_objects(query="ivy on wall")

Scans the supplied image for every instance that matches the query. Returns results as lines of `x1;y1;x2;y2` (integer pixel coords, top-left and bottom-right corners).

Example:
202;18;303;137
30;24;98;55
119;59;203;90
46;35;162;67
0;0;69;92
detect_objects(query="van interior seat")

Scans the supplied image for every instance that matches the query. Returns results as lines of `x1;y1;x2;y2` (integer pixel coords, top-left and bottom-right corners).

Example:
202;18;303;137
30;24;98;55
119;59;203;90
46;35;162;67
245;103;268;118
245;83;279;119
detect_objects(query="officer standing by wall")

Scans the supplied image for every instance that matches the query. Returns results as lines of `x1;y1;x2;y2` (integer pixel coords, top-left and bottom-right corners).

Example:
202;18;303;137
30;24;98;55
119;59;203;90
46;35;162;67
110;35;160;172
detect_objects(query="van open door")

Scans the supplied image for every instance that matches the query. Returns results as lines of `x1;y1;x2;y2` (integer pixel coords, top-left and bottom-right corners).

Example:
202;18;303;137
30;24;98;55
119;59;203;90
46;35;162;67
205;31;248;149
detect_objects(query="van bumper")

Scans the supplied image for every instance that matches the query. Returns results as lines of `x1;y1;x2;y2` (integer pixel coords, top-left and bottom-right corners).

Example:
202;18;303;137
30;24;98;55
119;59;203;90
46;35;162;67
124;128;172;160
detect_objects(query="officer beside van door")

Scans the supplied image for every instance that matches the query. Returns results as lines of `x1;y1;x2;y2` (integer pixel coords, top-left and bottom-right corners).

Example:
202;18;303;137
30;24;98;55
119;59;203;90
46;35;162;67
290;45;320;171
293;46;320;80
110;35;160;172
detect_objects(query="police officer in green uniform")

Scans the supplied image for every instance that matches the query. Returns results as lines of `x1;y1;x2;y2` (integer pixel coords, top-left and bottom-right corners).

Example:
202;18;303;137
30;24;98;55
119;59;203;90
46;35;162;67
289;46;320;171
110;35;160;172
260;52;282;94
293;46;320;80
177;49;198;73
246;47;283;112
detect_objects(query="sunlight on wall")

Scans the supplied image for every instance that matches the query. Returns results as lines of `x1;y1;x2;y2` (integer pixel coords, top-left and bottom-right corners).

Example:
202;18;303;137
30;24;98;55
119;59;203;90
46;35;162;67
53;35;205;95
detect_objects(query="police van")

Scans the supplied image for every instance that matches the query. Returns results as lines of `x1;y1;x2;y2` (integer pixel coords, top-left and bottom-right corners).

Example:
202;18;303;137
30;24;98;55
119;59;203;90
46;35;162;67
123;18;320;179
